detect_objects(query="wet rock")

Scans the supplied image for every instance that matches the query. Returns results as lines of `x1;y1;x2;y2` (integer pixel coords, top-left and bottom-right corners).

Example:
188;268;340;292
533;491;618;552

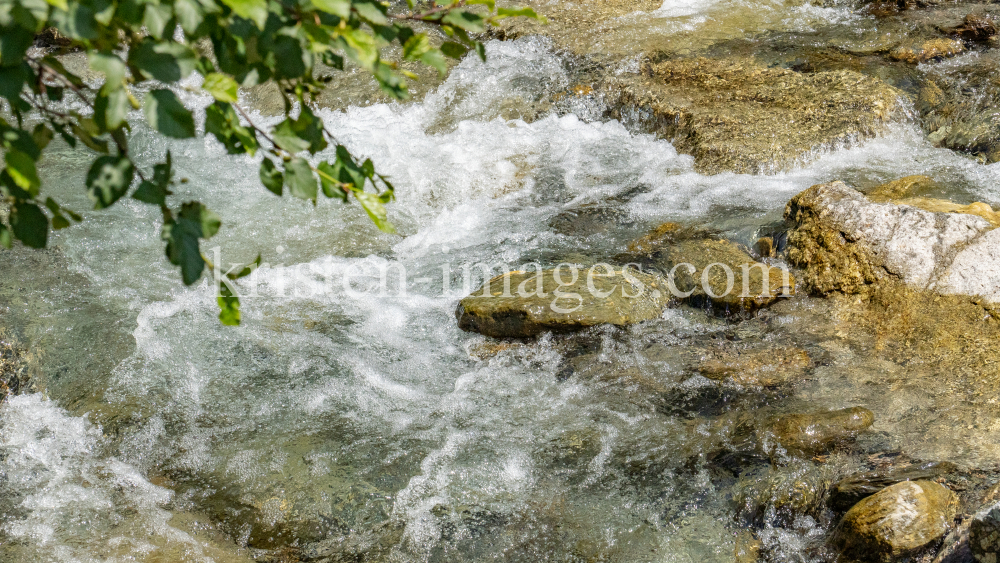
467;340;529;360
829;460;958;512
765;406;875;455
784;181;995;296
733;462;832;526
943;14;998;43
623;225;796;312
695;347;810;387
970;501;1000;563
734;531;762;563
867;175;935;200
456;267;671;338
655;238;796;312
0;335;33;401
548;204;628;236
754;237;775;259
605;57;902;174
834;480;958;561
889;38;965;63
867;176;1000;227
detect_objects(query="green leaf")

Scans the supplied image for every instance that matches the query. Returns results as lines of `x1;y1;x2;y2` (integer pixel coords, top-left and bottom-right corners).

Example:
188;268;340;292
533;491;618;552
0;64;29;103
219;0;267;28
337;28;379;70
4;151;40;193
225;254;260;279
131;40;198;82
291;106;327;154
283;157;317;201
31;124;53;151
0;25;33;67
205;101;258;155
419;49;448;76
0;224;11;249
217;280;241;325
259;157;282;195
467;0;495;10
45;0;69;11
317;161;345;200
162;201;221;285
144;89;196;139
354;191;396;233
441;41;468;59
271;119;311;154
202;72;239;103
353;1;387;25
402;34;431;60
311;0;349;18
496;6;543;20
10;201;47;248
88;52;126;93
133;180;168;205
142;2;174;39
173;0;205;34
133;153;174;205
86;155;135;209
94;87;130;130
441;10;485;33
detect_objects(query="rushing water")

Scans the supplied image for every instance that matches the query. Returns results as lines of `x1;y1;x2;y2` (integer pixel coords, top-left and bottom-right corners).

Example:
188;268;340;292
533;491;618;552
5;2;1000;561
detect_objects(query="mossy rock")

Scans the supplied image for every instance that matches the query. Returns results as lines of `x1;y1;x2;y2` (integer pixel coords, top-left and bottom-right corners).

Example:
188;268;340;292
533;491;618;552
456;268;670;338
605;57;902;174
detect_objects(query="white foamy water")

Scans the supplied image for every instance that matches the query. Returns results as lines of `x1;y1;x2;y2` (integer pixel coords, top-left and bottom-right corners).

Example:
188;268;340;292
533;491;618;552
5;31;1000;563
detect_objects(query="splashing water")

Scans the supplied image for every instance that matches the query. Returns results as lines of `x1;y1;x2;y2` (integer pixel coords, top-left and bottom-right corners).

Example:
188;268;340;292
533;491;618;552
4;25;1000;563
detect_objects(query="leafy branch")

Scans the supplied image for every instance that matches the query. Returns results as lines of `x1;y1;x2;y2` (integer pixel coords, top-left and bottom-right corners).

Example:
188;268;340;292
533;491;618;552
0;0;545;324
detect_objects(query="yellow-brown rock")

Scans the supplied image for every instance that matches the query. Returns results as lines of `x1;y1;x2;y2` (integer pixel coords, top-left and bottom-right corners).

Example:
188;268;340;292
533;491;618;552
835;480;957;560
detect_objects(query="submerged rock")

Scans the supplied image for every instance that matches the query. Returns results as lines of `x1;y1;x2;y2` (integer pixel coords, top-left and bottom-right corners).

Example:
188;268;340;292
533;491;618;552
456;268;670;338
784;181;997;297
0;336;32;400
835;480;957;561
695;347;810;387
942;13;998;43
970;501;1000;563
605;57;902;174
889;38;965;63
765;406;875;455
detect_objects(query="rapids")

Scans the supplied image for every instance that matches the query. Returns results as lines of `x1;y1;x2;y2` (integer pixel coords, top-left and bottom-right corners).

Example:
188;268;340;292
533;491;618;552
4;2;1000;562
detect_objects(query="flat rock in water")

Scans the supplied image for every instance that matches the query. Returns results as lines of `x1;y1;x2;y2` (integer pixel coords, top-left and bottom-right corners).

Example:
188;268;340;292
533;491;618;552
624;225;796;312
785;181;1000;300
695;347;810;387
765;406;875;456
456;268;671;338
604;58;902;174
835;480;957;561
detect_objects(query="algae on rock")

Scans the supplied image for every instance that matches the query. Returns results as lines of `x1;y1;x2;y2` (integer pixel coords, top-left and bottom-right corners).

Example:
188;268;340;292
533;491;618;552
604;57;903;174
456;267;671;338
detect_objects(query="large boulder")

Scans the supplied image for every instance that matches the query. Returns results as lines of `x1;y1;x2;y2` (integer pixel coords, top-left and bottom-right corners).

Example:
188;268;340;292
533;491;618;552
456;267;671;338
784;181;999;299
604;58;902;174
835;480;958;561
